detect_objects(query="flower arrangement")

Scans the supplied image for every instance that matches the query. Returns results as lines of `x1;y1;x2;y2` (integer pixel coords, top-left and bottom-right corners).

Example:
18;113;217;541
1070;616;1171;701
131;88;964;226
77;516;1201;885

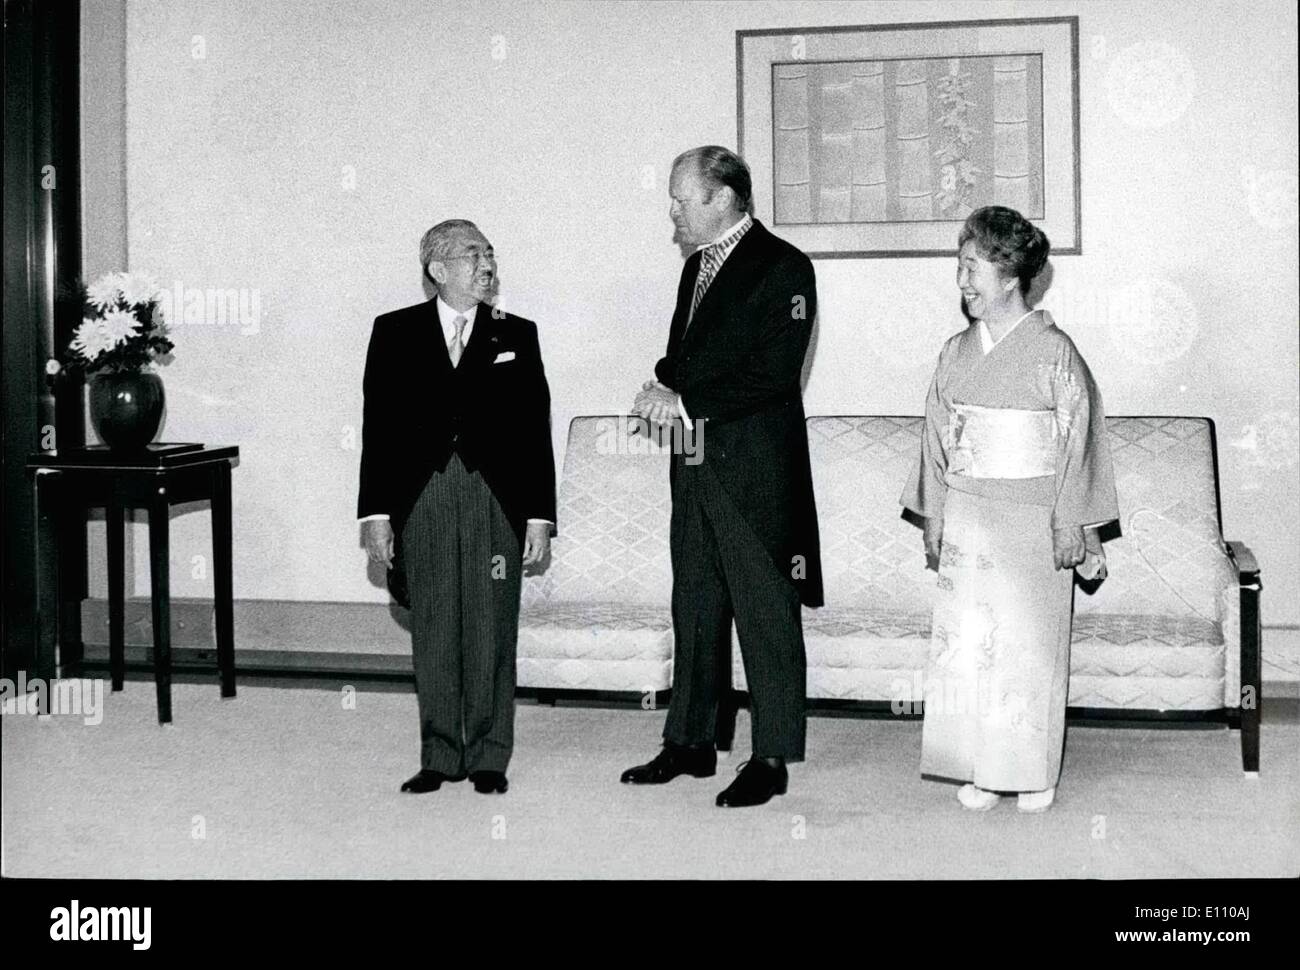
50;272;174;378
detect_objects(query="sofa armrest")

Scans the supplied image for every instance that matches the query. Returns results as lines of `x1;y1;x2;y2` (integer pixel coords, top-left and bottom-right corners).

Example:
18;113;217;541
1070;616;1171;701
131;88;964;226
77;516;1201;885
1225;541;1260;584
1225;540;1262;774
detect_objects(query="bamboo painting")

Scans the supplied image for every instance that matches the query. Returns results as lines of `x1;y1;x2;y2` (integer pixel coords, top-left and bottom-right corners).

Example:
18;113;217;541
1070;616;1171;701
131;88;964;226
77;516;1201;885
772;54;1045;225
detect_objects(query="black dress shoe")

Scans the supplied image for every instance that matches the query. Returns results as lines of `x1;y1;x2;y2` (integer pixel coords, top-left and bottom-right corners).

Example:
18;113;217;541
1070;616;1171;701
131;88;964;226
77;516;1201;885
400;769;455;793
620;744;717;784
469;771;508;794
715;759;788;807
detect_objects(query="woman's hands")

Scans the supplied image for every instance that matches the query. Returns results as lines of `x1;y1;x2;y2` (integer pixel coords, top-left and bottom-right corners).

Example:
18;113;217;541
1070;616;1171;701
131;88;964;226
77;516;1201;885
1053;525;1086;570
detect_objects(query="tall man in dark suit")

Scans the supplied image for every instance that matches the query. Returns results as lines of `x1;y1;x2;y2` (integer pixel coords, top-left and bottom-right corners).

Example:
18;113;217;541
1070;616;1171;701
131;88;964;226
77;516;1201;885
358;219;555;796
623;146;822;807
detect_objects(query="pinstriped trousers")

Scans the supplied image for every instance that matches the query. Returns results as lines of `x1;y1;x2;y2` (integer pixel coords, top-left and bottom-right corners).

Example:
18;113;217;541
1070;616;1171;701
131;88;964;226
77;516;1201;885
401;454;522;775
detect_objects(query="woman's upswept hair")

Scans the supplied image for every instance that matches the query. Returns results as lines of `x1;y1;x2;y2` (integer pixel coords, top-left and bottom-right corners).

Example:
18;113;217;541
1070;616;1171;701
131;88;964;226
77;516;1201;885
958;206;1050;295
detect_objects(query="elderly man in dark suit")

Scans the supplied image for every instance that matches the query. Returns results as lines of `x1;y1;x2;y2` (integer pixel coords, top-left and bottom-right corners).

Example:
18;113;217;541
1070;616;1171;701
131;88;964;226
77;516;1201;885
358;219;555;796
623;146;822;807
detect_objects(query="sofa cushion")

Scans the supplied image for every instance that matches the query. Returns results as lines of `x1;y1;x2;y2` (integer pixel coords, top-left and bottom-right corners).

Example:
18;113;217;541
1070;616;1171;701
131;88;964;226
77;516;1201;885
1068;612;1226;710
731;607;932;700
517;602;672;692
729;609;1226;710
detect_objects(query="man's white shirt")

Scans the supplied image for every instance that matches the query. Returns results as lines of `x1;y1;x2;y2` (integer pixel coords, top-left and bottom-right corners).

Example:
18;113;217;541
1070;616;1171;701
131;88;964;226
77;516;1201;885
436;296;477;349
703;213;752;264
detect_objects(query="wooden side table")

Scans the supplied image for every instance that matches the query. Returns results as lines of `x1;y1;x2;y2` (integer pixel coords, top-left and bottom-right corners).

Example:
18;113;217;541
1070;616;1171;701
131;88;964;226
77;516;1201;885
27;444;239;723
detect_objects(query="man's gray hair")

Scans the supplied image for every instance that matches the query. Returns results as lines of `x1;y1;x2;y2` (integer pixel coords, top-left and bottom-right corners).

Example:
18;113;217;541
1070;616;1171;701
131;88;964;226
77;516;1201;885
419;219;479;269
672;145;754;215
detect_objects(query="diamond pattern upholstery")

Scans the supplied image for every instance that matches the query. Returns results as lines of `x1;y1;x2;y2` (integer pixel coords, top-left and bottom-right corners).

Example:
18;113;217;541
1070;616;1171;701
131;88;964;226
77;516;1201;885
520;415;1244;712
1079;418;1235;621
522;416;671;609
1075;418;1240;708
519;417;673;689
807;417;936;613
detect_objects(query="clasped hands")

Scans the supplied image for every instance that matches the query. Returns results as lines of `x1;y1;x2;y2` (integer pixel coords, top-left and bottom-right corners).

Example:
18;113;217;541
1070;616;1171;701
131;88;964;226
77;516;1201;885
923;518;1088;571
363;518;551;568
631;380;680;429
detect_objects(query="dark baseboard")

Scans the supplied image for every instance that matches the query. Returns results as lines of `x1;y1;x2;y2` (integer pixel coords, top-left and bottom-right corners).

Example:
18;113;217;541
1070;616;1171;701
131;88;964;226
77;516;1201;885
74;642;412;680
67;643;1296;727
69;644;674;706
72;596;1298;710
78;596;411;655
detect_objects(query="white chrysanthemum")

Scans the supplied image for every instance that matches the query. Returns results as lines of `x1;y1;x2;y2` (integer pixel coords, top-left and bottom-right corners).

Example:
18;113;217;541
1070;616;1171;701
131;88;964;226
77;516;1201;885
119;273;161;308
45;358;62;376
86;273;125;310
101;308;141;346
70;318;117;361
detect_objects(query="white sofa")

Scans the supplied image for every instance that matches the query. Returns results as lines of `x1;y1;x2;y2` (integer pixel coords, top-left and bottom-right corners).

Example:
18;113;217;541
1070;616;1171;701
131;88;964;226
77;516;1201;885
518;416;1262;771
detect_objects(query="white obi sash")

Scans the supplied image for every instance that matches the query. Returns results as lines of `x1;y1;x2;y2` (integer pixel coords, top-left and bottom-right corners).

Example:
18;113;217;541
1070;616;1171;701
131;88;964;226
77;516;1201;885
946;404;1057;479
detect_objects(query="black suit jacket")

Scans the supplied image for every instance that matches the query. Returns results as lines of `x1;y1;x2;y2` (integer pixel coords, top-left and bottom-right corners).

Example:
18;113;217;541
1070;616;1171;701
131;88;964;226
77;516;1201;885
654;220;824;607
357;298;557;553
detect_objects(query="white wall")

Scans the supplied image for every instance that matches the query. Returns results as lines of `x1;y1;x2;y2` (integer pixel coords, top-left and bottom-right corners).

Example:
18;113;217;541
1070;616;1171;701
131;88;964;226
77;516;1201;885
90;0;1298;623
81;0;130;600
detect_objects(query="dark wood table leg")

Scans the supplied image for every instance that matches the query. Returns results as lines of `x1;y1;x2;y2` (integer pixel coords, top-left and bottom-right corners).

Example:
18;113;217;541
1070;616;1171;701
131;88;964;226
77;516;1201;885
1241;581;1262;775
56;490;86;673
107;488;126;692
32;470;60;714
148;483;172;724
212;460;236;698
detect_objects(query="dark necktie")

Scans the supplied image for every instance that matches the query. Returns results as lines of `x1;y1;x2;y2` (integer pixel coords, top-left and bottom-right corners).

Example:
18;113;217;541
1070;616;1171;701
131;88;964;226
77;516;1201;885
687;221;751;328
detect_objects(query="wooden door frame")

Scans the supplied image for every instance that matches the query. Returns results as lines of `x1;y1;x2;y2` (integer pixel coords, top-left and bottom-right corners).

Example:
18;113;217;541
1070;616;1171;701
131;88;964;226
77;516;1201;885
3;0;85;679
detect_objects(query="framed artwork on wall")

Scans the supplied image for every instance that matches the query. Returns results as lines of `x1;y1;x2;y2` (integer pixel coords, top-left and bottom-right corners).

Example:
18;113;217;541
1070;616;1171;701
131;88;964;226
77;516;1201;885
737;17;1080;258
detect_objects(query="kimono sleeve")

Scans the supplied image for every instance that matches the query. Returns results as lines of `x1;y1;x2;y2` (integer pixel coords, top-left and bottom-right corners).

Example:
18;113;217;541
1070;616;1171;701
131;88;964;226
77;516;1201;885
1049;336;1120;531
900;338;955;520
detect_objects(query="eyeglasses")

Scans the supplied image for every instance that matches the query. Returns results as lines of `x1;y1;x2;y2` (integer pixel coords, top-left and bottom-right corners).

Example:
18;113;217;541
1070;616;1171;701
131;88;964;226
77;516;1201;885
442;249;496;265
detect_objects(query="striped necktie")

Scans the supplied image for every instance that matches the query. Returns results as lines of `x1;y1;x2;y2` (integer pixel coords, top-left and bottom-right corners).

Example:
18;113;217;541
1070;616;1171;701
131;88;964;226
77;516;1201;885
687;221;751;327
448;315;467;366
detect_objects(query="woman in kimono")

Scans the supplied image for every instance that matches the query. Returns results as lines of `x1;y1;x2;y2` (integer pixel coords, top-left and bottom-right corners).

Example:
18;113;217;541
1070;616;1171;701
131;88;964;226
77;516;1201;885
901;206;1119;813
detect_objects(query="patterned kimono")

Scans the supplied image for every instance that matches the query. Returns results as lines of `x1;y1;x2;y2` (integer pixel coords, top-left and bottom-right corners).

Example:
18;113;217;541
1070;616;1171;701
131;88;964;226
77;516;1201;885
901;309;1119;792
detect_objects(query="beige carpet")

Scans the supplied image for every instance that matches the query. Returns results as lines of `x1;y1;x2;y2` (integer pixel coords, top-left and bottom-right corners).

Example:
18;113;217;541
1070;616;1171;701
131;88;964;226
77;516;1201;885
3;682;1297;879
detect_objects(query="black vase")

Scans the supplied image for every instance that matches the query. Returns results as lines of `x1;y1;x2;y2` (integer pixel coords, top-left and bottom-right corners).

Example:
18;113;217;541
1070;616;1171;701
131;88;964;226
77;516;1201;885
89;371;165;450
